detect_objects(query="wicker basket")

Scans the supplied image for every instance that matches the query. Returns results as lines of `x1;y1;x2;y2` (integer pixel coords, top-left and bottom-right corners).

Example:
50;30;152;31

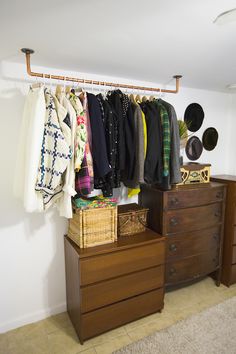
118;203;148;236
68;206;117;248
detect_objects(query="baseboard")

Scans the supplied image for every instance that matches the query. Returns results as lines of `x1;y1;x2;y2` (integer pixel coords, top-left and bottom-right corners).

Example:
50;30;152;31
0;302;67;333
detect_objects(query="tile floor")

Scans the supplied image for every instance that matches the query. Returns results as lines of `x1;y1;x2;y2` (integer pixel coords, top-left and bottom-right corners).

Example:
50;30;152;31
1;277;236;354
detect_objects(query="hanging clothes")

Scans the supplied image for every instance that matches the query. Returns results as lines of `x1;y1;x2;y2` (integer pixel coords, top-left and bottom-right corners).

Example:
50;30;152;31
96;94;120;196
87;93;111;179
156;101;171;177
14;85;46;212
69;92;87;172
75;156;92;196
17;80;182;216
122;100;136;183
107;90;126;173
159;99;182;184
70;91;93;196
35;89;72;209
141;101;163;184
123;99;145;189
79;92;94;190
56;92;77;218
127;102;146;197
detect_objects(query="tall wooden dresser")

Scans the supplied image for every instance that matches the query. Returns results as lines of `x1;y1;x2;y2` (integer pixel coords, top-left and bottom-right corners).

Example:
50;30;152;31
211;175;236;286
64;230;165;343
139;183;226;287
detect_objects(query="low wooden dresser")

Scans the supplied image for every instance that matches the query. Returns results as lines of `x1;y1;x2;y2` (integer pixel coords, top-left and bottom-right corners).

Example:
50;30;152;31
64;230;165;343
211;175;236;286
139;183;226;288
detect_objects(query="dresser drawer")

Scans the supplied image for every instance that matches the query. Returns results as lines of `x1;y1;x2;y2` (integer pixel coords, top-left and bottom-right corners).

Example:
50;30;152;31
165;203;223;234
81;265;164;313
81;288;164;340
233;227;236;245
230;264;236;284
80;241;165;285
232;246;236;264
165;186;224;210
166;251;219;285
166;226;221;260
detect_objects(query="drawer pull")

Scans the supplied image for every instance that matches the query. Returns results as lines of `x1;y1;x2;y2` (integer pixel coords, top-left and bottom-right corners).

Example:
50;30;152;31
214;211;221;217
216;191;223;199
170;197;179;206
169;244;177;252
170;217;178;226
169;267;177;276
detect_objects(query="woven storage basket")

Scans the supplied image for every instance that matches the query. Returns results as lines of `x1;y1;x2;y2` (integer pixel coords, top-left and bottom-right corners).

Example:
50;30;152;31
118;203;148;236
68;206;117;248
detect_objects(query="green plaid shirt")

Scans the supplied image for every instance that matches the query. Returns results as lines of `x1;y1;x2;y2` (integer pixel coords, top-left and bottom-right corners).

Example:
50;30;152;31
159;103;170;177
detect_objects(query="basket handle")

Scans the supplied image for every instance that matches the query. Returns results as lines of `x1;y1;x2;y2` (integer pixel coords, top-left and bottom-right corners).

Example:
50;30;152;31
137;216;147;227
118;213;147;229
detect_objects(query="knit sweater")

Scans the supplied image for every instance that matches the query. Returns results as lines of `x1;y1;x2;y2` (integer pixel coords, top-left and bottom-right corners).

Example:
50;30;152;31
35;89;72;209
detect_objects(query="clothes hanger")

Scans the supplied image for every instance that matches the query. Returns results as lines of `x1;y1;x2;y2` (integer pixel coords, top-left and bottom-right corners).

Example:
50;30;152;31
91;80;94;94
42;73;46;87
142;89;148;102
31;78;42;89
66;84;72;95
73;82;83;96
129;87;136;103
78;79;86;100
70;81;77;95
135;93;141;102
49;74;53;93
63;76;66;94
56;83;62;97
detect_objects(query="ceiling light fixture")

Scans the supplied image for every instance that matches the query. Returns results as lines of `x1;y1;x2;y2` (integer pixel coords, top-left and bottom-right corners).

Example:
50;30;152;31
213;8;236;25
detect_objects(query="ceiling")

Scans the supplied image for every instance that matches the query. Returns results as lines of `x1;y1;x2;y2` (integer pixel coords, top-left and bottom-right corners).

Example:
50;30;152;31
0;0;236;92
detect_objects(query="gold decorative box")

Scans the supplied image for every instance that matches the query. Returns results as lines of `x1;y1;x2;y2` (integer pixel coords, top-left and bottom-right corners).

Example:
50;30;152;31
177;163;211;186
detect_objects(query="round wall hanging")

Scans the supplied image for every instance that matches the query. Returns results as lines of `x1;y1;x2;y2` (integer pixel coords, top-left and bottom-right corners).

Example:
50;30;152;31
202;127;218;151
185;136;203;161
184;103;204;132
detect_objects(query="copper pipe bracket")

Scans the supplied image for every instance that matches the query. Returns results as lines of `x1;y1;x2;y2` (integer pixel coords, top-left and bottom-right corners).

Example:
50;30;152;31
21;48;35;55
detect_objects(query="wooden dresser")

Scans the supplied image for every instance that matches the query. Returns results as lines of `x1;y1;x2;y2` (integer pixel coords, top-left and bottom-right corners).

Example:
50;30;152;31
139;183;226;287
211;175;236;286
64;230;165;343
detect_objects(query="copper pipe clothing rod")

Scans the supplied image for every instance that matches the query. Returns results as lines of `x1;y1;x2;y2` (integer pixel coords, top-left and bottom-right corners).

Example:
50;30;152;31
21;48;182;94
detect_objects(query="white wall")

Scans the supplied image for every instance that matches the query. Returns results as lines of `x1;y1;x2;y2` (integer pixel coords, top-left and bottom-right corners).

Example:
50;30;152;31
0;61;234;332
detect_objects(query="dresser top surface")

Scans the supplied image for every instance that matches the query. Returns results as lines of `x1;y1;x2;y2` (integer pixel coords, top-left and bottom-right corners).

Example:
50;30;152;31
211;175;236;183
171;182;225;191
142;182;225;193
65;229;165;258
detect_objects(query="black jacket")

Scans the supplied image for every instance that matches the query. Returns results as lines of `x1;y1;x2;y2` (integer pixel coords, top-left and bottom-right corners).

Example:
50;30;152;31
141;101;163;184
95;94;120;196
107;90;126;172
87;93;111;179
